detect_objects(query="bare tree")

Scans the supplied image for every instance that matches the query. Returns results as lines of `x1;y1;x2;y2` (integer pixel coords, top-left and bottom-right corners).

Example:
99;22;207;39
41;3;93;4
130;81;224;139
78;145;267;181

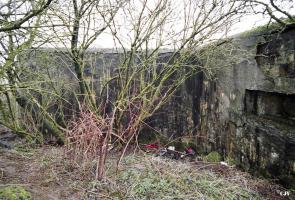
62;0;248;180
0;0;54;32
0;0;251;180
44;0;123;107
0;0;65;143
102;0;247;166
243;0;295;28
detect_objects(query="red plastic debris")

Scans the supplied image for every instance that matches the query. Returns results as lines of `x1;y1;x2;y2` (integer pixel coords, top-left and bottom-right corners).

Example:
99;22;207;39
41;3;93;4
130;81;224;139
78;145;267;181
185;147;195;155
144;143;159;149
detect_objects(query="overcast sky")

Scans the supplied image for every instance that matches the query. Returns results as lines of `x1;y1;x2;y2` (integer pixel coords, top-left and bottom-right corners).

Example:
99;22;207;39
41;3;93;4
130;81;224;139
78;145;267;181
91;0;295;48
1;0;294;50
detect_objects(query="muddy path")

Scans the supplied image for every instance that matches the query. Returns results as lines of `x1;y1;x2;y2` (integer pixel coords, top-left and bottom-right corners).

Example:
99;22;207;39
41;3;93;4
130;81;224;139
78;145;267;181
0;147;84;200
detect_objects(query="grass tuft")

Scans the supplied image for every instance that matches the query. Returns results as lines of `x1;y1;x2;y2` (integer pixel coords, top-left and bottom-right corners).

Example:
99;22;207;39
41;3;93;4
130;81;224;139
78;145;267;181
85;155;263;200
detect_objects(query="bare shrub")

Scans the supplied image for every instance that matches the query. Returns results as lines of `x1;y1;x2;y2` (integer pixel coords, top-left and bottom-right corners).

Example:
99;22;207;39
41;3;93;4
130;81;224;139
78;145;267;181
65;100;144;180
65;106;112;180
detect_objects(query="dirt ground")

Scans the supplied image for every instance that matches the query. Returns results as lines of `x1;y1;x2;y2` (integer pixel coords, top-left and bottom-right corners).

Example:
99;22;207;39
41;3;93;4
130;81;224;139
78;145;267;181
0;147;85;200
0;146;294;200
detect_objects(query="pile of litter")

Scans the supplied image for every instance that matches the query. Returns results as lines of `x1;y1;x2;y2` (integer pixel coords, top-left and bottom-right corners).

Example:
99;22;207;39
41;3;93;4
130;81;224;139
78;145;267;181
142;143;233;168
144;143;196;160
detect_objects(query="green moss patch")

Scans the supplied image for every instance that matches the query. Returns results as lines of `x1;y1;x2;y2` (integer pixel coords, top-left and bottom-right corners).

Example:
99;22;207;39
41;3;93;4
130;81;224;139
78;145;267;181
205;151;222;162
0;186;32;200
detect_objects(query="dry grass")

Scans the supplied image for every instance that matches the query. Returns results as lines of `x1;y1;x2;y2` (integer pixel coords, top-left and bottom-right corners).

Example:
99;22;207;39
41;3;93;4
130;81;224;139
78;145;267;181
0;146;293;200
98;155;264;200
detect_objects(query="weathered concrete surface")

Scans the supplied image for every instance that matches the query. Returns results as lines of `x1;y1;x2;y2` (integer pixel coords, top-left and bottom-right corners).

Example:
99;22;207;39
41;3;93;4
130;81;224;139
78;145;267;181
198;28;295;188
146;71;203;139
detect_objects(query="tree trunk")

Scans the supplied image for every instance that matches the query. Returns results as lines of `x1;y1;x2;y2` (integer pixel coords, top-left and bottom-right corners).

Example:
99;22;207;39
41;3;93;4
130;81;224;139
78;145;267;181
15;91;65;144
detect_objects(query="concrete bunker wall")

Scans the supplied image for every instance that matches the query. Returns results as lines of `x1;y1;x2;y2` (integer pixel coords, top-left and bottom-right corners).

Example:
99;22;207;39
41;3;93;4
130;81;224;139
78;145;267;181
22;27;295;187
199;27;295;187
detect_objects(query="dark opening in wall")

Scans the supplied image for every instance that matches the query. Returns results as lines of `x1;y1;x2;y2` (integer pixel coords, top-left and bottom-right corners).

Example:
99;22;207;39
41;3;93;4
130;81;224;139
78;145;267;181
245;90;295;124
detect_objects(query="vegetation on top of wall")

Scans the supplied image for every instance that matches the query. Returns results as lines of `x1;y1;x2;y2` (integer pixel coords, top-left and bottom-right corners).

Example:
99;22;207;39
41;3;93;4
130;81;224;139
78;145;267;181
238;16;295;38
